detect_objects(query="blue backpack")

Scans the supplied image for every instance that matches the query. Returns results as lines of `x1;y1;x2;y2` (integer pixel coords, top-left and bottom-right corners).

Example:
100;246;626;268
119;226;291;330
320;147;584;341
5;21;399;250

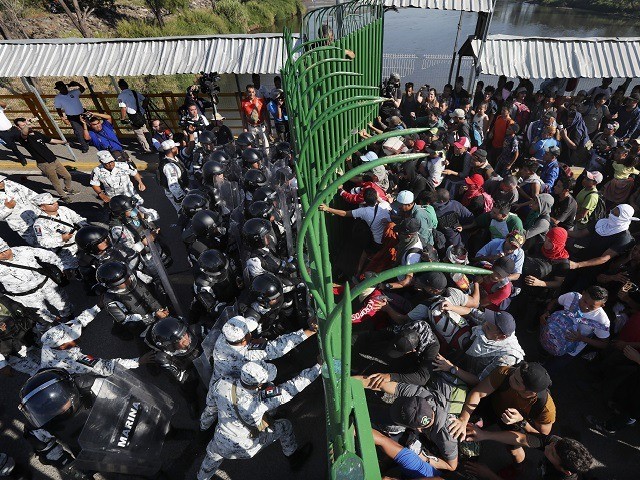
471;122;483;147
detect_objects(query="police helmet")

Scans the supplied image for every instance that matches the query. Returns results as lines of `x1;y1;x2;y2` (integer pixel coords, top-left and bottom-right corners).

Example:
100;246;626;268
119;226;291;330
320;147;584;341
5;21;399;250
180;192;209;218
19;368;81;428
253;186;278;203
197;249;229;280
207;150;230;166
247;200;274;220
109;195;136;217
76;225;110;254
250;273;284;310
236;131;256;148
274;142;292;160
199;130;216;146
191;210;222;237
242;148;263;168
202;160;226;186
242;218;272;249
96;261;130;290
243;169;268;192
149;317;195;355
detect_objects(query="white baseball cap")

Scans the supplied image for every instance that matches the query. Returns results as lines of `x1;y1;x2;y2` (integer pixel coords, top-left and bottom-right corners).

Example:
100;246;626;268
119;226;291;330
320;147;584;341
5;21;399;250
33;193;57;205
97;150;115;164
222;315;259;343
241;360;277;386
160;139;179;152
396;190;415;205
361;151;379;162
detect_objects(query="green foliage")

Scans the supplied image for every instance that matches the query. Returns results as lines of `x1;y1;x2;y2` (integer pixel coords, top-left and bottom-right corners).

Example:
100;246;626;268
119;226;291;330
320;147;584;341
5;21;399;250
538;0;638;14
245;1;275;27
116;9;232;37
213;0;249;32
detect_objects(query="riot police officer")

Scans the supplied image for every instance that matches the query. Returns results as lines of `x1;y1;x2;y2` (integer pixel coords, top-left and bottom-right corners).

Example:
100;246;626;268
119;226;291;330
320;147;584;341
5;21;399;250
20;367;178;479
241;273;298;339
109;194;172;269
191;249;242;322
243;169;269;208
247;200;290;258
242;218;294;281
76;224;153;294
235;131;256;157
177;191;209;229
97;261;169;338
197;360;318;480
145;316;202;412
189;130;217;182
182;209;228;265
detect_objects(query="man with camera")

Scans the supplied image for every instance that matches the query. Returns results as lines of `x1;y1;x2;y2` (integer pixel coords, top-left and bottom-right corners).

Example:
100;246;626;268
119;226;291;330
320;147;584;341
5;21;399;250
53;80;90;154
180;103;209;143
117;79;152;154
267;90;289;142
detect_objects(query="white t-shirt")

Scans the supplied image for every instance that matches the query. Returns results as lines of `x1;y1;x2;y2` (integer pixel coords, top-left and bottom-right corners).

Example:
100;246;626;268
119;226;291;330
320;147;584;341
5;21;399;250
53;90;84;116
426;156;446;187
350;201;391;244
117;89;146;115
558;292;610;356
0;106;12;131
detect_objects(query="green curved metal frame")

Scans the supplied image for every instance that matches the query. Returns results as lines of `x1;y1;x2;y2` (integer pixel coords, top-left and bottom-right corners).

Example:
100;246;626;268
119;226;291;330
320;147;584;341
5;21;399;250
282;1;489;477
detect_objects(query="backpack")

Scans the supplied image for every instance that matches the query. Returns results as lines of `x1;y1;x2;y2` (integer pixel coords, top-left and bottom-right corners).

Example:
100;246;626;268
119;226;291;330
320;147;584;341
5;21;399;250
425;299;472;353
539;293;606;356
523;256;553;280
513;101;531;128
470;122;483;147
585;190;607;228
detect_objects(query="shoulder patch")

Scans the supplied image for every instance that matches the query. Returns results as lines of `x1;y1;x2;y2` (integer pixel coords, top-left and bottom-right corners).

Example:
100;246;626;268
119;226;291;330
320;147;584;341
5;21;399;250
248;339;268;351
34;224;43;236
260;384;281;399
77;355;99;367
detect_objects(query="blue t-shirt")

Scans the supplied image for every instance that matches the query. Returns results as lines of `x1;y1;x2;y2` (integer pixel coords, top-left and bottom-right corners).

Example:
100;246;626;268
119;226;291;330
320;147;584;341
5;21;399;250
476;238;525;274
394;448;441;479
267;100;288;123
88;120;122;152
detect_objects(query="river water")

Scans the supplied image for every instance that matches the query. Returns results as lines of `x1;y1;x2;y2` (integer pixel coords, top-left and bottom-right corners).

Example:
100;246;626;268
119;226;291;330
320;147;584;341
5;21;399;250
283;0;639;89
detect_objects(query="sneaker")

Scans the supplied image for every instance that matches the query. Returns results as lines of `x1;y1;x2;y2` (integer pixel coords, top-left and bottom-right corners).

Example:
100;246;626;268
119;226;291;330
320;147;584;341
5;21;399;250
287;442;313;470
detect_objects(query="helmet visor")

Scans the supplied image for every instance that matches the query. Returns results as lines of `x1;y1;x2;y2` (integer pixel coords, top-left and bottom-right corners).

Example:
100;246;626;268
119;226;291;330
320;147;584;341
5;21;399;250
19;377;80;428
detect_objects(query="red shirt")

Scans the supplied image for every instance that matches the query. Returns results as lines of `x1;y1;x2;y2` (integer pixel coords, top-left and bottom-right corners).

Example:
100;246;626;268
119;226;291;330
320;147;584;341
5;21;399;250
241;97;266;125
340;182;389;204
491;116;515;149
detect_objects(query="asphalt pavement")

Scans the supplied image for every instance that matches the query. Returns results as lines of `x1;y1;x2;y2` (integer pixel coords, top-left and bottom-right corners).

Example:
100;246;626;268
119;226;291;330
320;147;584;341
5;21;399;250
0;141;637;480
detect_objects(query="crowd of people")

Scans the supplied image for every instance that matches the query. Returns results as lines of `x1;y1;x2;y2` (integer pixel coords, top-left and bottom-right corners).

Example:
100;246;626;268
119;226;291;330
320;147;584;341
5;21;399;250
0;71;637;480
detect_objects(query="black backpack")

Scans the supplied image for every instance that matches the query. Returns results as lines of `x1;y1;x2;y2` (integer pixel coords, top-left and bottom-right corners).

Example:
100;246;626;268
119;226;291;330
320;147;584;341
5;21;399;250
585;190;607;228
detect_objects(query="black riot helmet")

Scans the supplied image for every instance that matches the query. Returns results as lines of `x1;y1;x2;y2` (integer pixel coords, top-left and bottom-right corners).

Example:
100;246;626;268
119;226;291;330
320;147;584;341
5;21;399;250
236;131;256;149
19;368;81;428
180;192;209;218
202;160;226;186
76;225;111;254
249;273;284;310
207;150;230;165
109;194;136;217
273;142;292;160
191;209;223;238
253;185;278;203
96;261;131;290
197;249;229;280
199;130;216;147
247;200;274;221
242;218;272;249
242;148;263;169
243;169;268;192
149;317;195;355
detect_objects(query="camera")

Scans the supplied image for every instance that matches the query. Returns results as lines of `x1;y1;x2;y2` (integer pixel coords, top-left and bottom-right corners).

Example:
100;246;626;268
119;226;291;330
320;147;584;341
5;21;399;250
80;112;94;122
198;72;221;96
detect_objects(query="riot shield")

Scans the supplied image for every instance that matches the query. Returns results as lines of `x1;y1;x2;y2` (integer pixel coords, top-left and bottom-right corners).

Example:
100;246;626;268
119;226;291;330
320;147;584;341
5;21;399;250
276;187;295;258
144;229;184;317
74;367;177;476
215;178;243;218
192;302;238;386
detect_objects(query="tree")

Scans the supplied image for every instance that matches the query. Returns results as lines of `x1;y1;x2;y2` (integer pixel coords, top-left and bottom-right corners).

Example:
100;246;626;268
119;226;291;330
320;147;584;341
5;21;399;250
144;0;189;27
56;0;115;38
0;0;29;39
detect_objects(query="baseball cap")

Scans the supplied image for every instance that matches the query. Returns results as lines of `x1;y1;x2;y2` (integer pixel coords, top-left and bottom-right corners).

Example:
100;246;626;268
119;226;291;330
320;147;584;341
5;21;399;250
53;81;66;91
0;238;9;253
545;145;561;156
387;329;421;358
222;315;259;343
585;171;603;184
483;310;516;336
414;139;426;151
212;113;225;121
387;116;402;127
516;86;528;94
520;362;552;393
449;108;466;119
505;230;525;248
160;139;179;152
396;190;415;205
272;89;284;99
396;217;421;235
473;149;488;161
390;396;434;429
97;150;115;164
453;137;470;149
361;151;379;162
627;93;640;103
241;360;277;386
606;122;619;130
414;271;448;292
426;140;444;154
465;173;484;187
492;256;515;278
33;193;57;205
0;174;6;183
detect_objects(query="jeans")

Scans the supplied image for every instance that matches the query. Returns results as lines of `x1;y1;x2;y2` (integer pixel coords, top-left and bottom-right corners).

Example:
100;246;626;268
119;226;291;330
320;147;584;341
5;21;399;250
66;115;90;151
0;128;27;164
